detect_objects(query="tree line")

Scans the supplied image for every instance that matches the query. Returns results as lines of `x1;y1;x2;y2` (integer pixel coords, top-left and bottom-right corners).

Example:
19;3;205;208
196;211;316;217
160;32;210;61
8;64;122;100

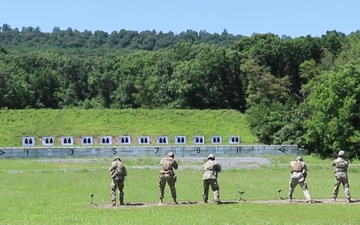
0;23;238;52
1;23;360;158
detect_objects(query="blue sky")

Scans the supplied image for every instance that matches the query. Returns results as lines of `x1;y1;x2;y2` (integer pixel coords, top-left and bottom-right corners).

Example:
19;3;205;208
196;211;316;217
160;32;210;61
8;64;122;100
1;0;359;37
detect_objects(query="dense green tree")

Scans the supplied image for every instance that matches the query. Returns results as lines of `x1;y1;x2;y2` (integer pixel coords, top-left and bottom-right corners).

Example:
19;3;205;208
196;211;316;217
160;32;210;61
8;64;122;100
305;65;360;157
0;60;30;108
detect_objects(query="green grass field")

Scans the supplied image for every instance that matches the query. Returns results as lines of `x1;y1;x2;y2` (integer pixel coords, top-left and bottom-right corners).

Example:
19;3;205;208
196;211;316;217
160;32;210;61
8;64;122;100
1;155;360;225
0;109;257;147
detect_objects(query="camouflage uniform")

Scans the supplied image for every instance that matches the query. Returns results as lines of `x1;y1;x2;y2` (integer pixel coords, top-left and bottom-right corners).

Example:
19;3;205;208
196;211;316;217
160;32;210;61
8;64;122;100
109;157;127;206
159;152;179;205
288;157;312;203
332;150;351;202
202;154;221;204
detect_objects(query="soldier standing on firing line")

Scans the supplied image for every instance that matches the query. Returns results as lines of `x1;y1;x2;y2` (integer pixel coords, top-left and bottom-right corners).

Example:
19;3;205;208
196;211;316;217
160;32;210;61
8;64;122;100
332;150;351;203
288;156;312;203
109;157;127;206
159;152;179;205
202;154;222;204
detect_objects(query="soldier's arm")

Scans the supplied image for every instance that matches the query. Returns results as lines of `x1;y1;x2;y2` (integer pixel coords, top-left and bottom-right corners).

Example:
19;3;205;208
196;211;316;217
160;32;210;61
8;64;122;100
109;162;116;171
173;160;179;170
216;163;222;172
202;163;207;171
303;163;308;172
332;159;337;167
124;166;128;176
344;160;349;170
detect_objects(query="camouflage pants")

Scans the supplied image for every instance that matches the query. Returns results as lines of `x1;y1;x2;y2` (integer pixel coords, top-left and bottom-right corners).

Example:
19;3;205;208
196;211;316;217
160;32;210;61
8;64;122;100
111;178;125;202
332;174;351;199
288;178;311;201
203;179;220;203
159;174;176;199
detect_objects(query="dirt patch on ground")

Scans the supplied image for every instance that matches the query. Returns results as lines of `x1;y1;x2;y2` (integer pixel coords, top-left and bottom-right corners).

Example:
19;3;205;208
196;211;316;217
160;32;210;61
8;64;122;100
89;198;360;209
89;201;199;209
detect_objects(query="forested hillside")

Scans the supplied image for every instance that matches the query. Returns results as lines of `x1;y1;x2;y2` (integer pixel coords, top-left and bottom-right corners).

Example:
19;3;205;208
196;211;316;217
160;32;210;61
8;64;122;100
1;23;360;158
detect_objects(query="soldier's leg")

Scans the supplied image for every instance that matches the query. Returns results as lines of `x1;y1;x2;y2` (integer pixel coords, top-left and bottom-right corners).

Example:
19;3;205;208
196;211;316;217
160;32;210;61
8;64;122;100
167;175;178;204
342;177;351;201
209;179;220;204
299;180;311;202
203;180;210;203
110;179;118;206
332;177;341;200
288;179;297;201
119;181;125;205
158;175;166;204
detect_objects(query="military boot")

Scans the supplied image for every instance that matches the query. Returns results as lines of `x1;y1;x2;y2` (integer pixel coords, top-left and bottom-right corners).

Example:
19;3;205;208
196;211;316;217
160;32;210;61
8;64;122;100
215;200;222;205
347;198;351;203
173;198;178;205
158;198;163;206
120;197;125;206
112;200;116;206
203;195;208;203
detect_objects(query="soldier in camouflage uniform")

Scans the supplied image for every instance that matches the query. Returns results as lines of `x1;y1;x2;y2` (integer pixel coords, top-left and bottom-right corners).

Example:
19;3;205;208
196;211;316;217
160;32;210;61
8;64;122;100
109;157;127;206
202;154;222;204
159;152;179;205
332;150;351;203
288;156;312;203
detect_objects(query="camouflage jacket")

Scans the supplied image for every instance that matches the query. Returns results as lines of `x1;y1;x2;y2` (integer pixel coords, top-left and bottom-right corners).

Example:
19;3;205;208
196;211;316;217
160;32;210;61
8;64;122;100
109;161;127;179
202;160;221;180
332;157;349;173
289;160;308;180
160;156;178;175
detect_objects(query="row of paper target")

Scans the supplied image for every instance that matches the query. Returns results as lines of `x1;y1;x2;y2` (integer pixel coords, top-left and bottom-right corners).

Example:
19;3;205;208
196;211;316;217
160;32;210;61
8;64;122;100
21;135;241;147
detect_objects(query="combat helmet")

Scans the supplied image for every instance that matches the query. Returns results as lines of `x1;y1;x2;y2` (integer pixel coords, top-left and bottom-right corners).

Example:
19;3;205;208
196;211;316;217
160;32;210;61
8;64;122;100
167;152;175;158
207;154;215;160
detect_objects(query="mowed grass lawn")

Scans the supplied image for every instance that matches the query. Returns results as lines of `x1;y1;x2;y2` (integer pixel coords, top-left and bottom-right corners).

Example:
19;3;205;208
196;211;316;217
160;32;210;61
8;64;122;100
0;109;257;147
1;155;360;225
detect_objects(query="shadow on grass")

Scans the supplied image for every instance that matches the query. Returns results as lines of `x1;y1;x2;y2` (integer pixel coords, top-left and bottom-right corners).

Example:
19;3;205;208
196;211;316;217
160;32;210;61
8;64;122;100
219;201;242;205
125;203;145;206
180;201;198;205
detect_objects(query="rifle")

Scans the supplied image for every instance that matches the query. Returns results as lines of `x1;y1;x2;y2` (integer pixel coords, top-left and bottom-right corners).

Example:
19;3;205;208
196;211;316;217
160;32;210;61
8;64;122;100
333;152;338;159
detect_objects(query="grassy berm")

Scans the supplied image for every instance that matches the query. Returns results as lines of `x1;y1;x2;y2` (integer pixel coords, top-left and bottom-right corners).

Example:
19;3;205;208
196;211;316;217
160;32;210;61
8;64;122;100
0;109;258;147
